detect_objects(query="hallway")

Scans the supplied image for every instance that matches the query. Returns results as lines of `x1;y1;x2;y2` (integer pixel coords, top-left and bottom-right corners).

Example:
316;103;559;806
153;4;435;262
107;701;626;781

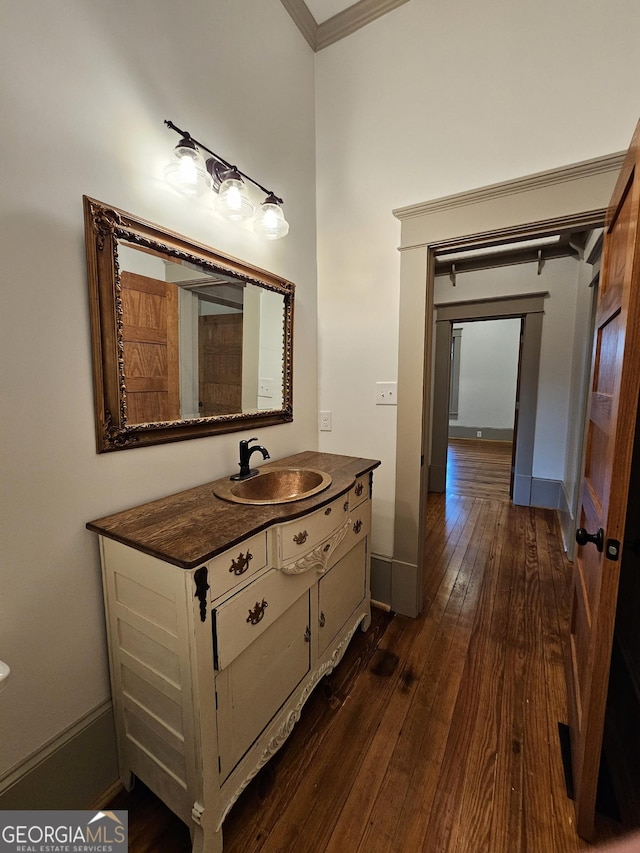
113;485;625;850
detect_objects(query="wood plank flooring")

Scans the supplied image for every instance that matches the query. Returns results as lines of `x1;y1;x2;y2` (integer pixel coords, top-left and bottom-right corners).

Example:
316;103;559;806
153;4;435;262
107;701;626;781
447;438;513;501
109;444;631;851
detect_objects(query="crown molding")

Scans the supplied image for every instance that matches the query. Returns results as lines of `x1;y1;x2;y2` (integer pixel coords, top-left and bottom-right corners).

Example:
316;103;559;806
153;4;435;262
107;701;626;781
280;0;317;49
317;0;411;50
393;151;626;221
281;0;411;51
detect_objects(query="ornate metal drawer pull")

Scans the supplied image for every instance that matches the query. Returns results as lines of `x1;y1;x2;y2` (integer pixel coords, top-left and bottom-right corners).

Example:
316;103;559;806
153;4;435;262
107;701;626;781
304;626;311;643
323;542;331;553
293;530;308;545
343;501;349;512
246;599;268;625
355;482;364;497
194;567;209;623
229;550;253;576
324;507;332;515
353;519;363;535
319;611;326;628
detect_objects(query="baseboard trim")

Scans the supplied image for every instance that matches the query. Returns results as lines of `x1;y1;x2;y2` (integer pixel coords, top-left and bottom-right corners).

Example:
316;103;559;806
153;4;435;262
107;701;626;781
530;477;562;509
448;427;514;441
371;554;392;609
89;779;123;811
391;558;420;618
0;700;118;810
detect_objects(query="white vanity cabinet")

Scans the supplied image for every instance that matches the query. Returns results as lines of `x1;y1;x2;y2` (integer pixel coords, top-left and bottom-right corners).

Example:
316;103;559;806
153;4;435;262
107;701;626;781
89;452;379;853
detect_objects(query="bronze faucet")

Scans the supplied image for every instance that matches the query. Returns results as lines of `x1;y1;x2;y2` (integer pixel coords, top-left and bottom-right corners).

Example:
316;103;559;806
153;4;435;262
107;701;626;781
231;438;270;481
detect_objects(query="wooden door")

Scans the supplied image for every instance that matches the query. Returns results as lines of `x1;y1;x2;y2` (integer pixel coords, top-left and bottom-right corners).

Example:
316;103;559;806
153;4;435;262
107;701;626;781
567;118;640;839
198;313;243;415
121;271;180;424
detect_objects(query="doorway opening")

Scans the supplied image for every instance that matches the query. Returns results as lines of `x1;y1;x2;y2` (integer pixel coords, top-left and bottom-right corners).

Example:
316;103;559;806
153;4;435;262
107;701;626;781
445;316;521;502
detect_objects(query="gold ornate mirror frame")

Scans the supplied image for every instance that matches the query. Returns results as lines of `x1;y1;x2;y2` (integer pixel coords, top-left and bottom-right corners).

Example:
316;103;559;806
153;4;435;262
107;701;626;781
83;196;294;452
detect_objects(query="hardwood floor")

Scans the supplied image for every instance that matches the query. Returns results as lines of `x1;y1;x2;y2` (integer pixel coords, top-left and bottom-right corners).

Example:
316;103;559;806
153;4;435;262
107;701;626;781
109;456;630;851
447;438;513;501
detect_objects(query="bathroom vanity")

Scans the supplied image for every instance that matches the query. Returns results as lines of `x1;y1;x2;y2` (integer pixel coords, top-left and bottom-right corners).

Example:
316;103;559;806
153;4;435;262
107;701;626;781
87;450;379;853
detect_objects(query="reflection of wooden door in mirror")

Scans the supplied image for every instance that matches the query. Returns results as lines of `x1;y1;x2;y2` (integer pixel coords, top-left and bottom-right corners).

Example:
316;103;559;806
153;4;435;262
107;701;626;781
121;272;180;423
199;314;243;415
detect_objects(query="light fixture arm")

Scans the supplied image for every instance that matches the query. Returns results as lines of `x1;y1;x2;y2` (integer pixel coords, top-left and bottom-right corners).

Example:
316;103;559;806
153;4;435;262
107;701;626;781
164;120;283;204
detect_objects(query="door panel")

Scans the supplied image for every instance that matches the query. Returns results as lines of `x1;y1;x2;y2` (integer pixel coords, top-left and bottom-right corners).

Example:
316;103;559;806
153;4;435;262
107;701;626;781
198;313;243;415
568;119;640;839
121;271;180;423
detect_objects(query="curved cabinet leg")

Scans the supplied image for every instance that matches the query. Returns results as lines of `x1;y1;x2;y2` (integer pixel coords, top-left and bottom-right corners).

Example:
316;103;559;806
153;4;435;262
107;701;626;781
360;610;372;632
120;770;134;792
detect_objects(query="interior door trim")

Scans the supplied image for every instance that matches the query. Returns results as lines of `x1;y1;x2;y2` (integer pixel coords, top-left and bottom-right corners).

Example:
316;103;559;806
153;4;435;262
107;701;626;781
391;155;620;617
430;293;548;503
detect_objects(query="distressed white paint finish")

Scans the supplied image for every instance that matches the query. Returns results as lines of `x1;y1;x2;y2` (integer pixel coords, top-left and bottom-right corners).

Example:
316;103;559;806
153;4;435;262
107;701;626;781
99;486;373;850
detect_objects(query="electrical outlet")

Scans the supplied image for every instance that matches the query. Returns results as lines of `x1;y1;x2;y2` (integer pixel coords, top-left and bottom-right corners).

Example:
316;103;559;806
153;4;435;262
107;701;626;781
376;381;398;405
476;430;482;438
258;378;274;398
319;411;332;431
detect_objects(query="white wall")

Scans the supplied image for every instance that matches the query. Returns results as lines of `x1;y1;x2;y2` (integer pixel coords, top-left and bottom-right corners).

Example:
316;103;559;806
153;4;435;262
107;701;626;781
315;0;640;560
0;0;317;783
435;257;581;481
450;319;521;431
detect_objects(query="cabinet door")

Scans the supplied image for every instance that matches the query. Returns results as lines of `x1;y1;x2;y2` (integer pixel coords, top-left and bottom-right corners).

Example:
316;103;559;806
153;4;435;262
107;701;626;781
317;539;367;658
215;591;310;781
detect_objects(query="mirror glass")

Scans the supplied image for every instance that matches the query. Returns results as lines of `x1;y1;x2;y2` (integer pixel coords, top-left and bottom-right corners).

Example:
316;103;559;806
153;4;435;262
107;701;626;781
84;197;294;451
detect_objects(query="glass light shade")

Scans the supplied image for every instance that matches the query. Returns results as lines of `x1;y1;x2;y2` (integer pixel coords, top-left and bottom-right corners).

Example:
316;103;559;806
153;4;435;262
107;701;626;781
164;140;213;198
217;172;255;221
254;198;290;240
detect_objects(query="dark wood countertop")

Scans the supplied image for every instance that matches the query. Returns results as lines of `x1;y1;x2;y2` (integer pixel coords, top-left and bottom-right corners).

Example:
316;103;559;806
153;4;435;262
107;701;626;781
86;451;380;569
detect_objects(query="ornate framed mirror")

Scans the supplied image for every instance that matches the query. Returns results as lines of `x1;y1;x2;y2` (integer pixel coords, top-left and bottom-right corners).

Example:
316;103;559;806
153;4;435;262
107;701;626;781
83;196;294;452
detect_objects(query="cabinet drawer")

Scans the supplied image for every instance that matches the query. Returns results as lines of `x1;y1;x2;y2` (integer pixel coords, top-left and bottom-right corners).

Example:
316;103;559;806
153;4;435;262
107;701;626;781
274;495;349;566
214;567;314;670
318;539;367;658
208;532;268;602
329;499;371;569
349;473;370;509
215;591;310;781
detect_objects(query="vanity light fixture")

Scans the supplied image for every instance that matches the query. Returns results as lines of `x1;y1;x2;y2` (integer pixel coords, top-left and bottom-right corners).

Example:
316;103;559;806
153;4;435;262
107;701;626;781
164;120;289;239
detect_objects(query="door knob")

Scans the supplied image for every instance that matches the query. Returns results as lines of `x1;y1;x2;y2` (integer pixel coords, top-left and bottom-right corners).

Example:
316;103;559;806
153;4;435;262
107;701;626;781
575;527;604;552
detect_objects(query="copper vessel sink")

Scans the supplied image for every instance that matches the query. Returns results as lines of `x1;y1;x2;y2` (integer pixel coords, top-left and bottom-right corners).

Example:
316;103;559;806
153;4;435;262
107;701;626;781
214;467;332;505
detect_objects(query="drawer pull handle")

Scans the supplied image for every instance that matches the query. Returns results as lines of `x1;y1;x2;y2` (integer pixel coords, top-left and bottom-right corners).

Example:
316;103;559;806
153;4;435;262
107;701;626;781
319;611;326;628
229;550;253;576
353;519;363;535
324;507;332;516
323;542;331;553
355;482;364;497
293;530;309;546
344;501;349;513
304;626;311;643
246;599;268;625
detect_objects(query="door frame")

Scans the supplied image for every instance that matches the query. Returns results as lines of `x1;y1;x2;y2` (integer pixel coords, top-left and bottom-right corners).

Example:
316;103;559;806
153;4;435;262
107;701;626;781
390;152;623;617
430;295;547;505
